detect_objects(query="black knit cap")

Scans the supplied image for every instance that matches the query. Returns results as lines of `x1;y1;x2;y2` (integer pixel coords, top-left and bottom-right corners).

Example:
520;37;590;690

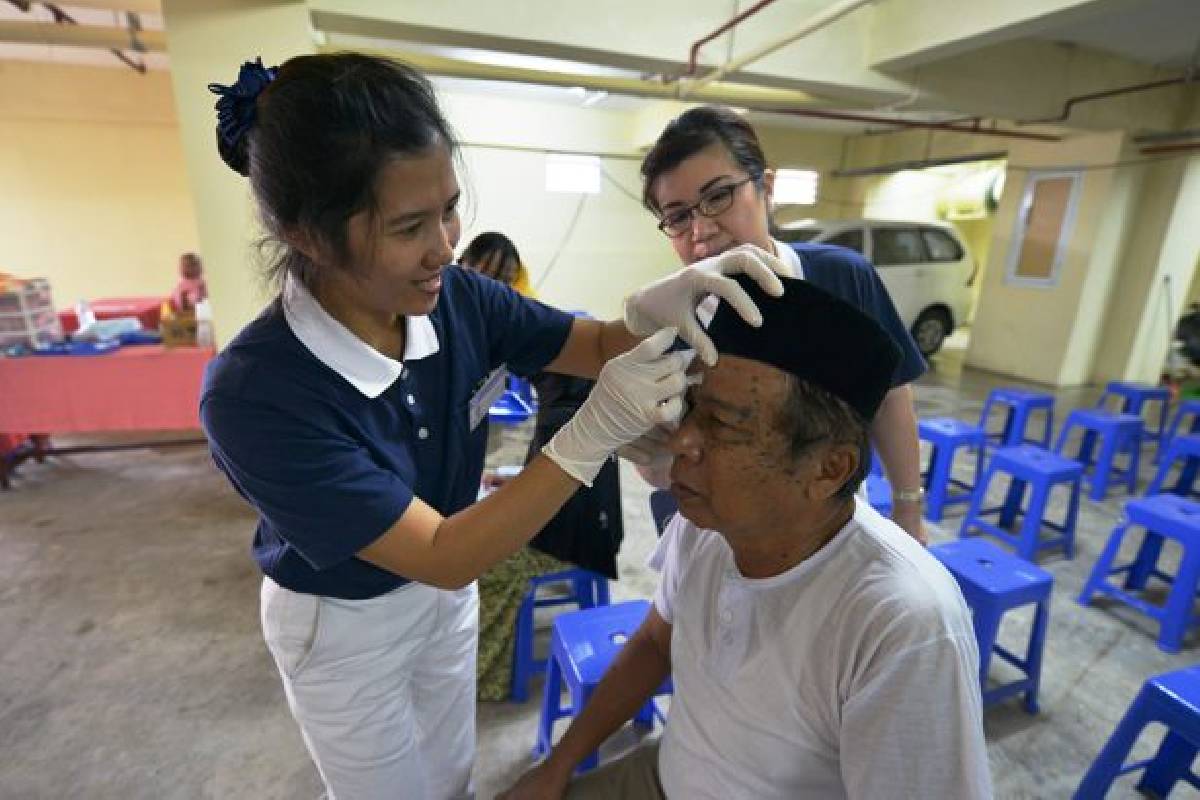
706;273;901;422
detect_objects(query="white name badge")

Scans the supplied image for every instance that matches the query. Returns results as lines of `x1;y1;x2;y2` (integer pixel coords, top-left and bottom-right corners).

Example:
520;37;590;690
469;366;509;431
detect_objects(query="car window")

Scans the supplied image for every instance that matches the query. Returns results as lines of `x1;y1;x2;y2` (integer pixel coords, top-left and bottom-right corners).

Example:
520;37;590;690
823;229;864;254
872;228;928;266
922;228;964;262
778;228;822;243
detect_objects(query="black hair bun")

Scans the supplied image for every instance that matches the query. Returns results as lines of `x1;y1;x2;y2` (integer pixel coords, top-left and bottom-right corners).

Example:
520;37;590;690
216;128;250;177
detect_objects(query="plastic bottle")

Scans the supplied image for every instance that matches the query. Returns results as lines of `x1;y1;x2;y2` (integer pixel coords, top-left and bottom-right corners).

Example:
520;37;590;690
195;299;214;349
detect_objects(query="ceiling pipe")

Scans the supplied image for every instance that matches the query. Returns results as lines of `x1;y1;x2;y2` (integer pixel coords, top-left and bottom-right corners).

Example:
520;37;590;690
1021;76;1191;125
1140;141;1200;156
1133;128;1200;145
684;0;781;77
770;107;1062;141
681;0;876;97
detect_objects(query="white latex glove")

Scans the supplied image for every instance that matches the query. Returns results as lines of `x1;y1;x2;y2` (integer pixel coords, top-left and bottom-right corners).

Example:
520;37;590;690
623;243;788;366
543;328;690;487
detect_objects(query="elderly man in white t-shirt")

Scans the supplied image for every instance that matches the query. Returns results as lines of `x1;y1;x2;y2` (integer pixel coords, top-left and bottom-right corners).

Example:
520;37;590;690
501;274;992;800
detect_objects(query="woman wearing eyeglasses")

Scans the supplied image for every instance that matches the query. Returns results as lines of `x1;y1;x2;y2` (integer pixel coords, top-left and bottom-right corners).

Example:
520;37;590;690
636;105;929;543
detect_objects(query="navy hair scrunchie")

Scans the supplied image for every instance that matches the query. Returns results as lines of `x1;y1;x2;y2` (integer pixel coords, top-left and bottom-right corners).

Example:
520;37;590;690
208;57;278;149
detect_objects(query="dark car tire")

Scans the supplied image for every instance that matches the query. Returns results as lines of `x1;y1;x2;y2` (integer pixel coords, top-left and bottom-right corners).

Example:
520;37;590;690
912;308;952;357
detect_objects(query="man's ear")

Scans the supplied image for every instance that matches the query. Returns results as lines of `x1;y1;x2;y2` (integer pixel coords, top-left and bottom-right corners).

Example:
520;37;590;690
283;227;324;265
806;443;859;502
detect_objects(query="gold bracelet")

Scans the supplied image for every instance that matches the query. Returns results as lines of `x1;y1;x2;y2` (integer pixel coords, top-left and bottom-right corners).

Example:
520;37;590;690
893;488;925;504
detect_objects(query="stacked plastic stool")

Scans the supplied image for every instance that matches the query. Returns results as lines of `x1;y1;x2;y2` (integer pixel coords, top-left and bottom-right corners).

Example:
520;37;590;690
1098;380;1171;456
1074;664;1200;798
959;444;1084;561
930;538;1053;712
1054;409;1143;500
1078;493;1200;653
978;387;1055;448
536;600;673;770
919;417;987;522
511;568;610;702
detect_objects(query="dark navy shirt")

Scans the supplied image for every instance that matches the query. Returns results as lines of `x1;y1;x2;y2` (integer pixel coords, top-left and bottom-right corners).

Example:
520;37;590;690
200;266;574;600
789;242;927;386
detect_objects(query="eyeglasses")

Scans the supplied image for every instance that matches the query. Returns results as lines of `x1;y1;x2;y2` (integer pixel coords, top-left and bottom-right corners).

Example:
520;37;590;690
656;175;757;238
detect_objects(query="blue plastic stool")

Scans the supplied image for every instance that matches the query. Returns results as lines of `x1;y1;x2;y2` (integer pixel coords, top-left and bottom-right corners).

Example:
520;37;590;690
649;490;678;537
1078;494;1200;653
1099;380;1171;454
978;388;1055;448
511;568;610;703
1055;409;1143;500
1164;399;1200;457
930;538;1053;712
919;417;987;522
865;473;893;517
959;445;1083;562
1146;435;1200;499
489;389;535;424
1074;665;1200;798
536;600;672;770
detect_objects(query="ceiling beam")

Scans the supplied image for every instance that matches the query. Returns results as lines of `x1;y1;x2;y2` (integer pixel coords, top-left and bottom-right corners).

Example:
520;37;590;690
41;0;162;12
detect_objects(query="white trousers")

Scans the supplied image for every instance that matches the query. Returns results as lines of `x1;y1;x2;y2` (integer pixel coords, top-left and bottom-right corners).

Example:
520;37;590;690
260;577;479;800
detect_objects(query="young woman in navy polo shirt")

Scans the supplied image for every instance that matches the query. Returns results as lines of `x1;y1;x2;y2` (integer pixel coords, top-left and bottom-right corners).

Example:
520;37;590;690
632;106;930;544
200;55;785;800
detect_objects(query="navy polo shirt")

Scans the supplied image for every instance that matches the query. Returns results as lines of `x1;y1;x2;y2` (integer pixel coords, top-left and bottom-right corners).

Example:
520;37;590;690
787;241;926;387
200;266;574;600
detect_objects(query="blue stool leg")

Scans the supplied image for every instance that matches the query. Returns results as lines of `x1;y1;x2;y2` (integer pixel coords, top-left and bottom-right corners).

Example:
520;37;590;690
594;577;610;607
999;478;1026;531
1137;729;1199;797
1079;522;1132;604
1146;453;1172;496
959;464;995;539
1009;405;1030;447
1124;431;1141;496
511;590;536;703
1017;482;1049;561
1157;547;1200;653
1091;432;1117;501
535;653;564;756
1063;478;1082;560
973;608;1002;701
1040;408;1055;449
1024;596;1051;714
1000;405;1016;446
1126;530;1166;592
573;575;595;610
1073;689;1154;800
926;443;953;522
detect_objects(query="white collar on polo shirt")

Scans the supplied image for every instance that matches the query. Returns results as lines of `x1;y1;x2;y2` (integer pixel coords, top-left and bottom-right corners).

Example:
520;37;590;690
770;238;805;280
282;275;440;399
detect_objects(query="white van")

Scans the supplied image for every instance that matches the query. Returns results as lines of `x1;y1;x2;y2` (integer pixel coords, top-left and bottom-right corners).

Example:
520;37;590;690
777;219;976;356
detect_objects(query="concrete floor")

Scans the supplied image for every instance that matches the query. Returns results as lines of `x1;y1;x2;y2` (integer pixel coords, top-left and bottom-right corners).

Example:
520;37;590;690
3;330;1199;799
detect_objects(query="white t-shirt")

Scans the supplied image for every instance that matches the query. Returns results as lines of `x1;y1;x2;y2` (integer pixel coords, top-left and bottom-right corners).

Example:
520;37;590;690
650;498;992;800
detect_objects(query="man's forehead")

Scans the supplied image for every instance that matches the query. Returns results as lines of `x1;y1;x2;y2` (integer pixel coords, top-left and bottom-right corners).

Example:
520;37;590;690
695;355;788;408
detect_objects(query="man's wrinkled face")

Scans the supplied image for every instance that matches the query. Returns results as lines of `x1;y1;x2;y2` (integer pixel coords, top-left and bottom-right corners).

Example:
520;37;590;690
666;355;819;534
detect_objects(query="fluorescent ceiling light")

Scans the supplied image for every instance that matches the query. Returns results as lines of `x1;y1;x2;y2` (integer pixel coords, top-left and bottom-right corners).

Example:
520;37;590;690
774;169;819;205
546;154;601;194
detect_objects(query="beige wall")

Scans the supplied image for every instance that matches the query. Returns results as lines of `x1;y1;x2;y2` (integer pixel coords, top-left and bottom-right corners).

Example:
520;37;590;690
0;61;198;310
967;131;1127;385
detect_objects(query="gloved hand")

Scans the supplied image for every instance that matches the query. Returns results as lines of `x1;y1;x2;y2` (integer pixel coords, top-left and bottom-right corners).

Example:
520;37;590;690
543;328;690;486
623;243;789;366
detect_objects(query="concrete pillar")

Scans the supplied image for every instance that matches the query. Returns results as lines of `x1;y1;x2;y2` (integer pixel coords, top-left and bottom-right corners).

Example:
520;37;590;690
161;0;313;344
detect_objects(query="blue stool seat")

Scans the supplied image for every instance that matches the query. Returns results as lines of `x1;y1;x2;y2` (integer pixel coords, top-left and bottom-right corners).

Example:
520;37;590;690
1055;409;1143;500
959;445;1083;561
536;600;673;770
919;417;987;522
1099;380;1171;454
1147;434;1200;499
1078;494;1200;653
489;389;535;424
978;388;1055;448
1074;664;1200;798
930;538;1053;712
511;568;610;703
